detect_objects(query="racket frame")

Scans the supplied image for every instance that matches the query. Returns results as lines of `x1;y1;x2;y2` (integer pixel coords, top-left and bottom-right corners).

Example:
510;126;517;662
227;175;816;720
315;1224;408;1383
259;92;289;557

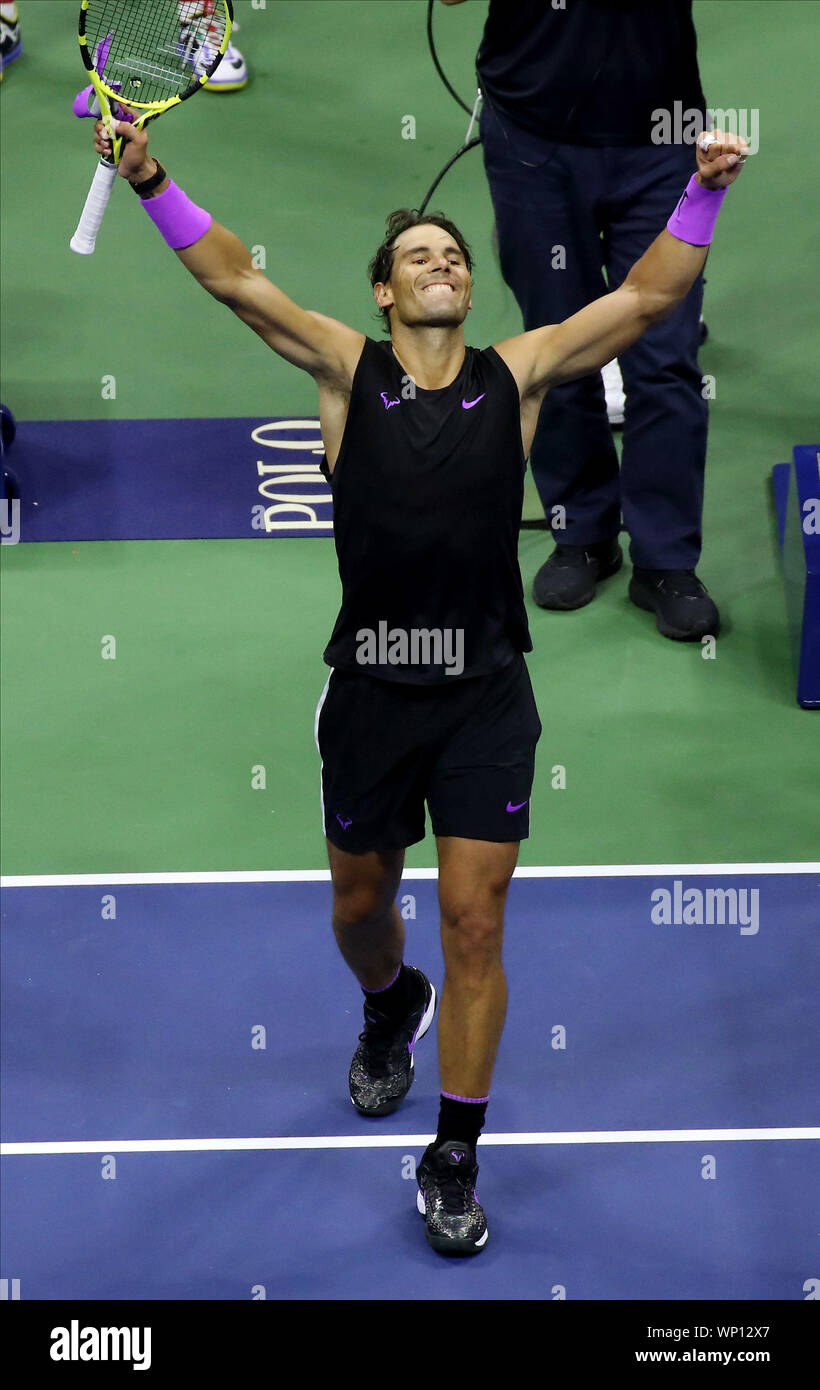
70;0;233;255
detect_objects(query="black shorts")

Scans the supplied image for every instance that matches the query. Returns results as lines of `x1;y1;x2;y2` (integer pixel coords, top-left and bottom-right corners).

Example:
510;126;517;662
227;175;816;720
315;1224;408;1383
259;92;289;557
314;653;542;852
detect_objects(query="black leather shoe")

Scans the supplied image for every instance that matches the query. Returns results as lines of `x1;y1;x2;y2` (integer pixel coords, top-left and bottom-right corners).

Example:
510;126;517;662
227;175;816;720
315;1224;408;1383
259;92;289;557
629;568;720;640
532;540;623;610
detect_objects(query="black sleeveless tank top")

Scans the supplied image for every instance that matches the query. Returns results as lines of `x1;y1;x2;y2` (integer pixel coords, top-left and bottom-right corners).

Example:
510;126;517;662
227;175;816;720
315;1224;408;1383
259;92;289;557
319;337;532;684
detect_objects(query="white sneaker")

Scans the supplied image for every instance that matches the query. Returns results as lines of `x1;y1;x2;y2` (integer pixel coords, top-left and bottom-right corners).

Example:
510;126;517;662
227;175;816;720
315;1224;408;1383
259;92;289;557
602;357;625;426
205;36;248;92
178;15;248;91
0;2;22;75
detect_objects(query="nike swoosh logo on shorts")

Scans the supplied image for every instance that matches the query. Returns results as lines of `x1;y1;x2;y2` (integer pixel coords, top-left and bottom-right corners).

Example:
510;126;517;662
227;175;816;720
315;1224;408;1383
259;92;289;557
461;393;486;409
506;800;528;813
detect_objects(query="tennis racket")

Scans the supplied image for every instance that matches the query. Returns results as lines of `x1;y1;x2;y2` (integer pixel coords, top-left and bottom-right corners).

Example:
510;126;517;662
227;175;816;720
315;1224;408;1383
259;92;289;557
70;0;233;256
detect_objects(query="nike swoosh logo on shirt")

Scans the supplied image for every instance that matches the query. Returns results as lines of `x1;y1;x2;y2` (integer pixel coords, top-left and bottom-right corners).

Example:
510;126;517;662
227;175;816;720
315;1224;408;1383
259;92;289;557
461;394;486;409
506;800;528;813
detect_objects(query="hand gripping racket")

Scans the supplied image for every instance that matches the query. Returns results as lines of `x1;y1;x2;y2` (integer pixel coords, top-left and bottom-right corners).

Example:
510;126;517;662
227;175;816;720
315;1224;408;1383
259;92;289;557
70;0;233;255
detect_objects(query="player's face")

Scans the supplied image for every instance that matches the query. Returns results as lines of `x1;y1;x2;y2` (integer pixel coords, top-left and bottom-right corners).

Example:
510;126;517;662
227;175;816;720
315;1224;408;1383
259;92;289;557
377;225;472;328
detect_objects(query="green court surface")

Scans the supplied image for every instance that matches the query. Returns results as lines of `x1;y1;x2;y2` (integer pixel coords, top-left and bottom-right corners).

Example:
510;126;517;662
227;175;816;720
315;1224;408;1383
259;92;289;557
2;1;819;873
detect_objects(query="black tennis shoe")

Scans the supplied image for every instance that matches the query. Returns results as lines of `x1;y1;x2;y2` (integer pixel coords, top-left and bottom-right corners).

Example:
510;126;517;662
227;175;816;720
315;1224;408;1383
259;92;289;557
416;1139;488;1256
348;967;436;1117
629;567;720;640
533;540;623;610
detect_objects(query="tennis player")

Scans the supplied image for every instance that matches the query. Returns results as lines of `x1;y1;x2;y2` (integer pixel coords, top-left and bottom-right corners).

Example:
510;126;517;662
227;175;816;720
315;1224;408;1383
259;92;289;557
93;115;747;1257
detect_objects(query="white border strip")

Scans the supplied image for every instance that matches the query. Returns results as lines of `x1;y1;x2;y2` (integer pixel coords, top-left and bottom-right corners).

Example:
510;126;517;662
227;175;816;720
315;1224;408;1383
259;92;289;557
2;864;818;888
2;1128;818;1156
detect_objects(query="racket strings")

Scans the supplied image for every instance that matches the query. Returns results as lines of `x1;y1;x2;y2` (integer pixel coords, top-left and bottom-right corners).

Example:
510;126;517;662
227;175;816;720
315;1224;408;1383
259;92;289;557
83;0;229;107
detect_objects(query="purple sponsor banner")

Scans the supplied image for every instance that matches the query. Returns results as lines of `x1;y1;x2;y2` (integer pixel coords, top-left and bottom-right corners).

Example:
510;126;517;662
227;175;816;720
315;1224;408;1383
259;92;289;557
9;417;334;541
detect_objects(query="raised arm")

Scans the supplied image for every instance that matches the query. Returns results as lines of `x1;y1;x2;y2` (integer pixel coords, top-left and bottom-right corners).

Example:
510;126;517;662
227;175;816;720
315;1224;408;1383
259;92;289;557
496;130;750;399
94;119;364;385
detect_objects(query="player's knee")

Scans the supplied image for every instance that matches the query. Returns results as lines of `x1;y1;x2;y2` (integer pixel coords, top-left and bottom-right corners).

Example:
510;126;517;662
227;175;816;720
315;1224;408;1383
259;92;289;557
328;845;403;928
439;867;511;947
332;881;393;929
441;907;504;966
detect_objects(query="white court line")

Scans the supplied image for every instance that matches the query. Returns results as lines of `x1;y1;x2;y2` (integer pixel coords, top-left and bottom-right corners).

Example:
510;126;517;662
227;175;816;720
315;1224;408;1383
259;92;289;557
2;1128;818;1156
2;864;818;888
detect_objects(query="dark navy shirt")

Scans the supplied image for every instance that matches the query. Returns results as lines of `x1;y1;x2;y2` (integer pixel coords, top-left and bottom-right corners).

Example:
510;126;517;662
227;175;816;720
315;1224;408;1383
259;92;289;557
476;0;706;146
319;338;532;684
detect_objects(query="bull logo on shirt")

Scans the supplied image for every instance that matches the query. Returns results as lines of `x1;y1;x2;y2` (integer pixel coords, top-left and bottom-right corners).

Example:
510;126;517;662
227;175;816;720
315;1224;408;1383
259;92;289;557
380;392;401;410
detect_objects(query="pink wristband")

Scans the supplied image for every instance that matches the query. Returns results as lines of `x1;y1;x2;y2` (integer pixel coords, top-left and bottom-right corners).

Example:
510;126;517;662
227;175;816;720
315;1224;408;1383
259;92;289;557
666;174;727;246
143;179;212;250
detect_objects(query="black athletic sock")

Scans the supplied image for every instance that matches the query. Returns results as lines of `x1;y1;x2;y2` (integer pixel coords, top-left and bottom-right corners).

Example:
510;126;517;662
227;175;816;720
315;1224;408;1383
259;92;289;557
362;963;416;1022
435;1094;488;1153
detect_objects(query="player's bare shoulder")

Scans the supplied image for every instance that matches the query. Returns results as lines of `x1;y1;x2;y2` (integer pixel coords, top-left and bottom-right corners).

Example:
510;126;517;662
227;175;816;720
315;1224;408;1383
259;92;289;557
308;313;366;393
492;329;556;402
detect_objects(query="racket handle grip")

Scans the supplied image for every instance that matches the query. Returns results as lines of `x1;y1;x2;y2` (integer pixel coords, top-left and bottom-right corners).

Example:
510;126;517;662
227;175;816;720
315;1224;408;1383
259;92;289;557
70;157;118;255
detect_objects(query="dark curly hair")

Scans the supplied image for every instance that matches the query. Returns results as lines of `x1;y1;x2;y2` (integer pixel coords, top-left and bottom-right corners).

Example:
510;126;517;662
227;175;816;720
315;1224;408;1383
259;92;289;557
368;208;475;335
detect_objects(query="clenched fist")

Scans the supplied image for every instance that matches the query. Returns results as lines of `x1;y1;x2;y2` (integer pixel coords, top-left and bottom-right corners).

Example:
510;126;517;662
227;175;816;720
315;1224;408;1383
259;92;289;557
695;128;751;190
94;116;155;183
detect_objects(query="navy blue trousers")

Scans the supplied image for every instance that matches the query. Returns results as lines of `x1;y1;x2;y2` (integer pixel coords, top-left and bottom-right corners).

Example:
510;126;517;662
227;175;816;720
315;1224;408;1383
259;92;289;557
480;99;708;569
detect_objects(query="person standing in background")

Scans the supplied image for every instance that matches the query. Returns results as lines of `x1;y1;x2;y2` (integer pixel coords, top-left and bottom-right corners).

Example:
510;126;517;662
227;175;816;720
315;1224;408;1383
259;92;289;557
444;0;719;640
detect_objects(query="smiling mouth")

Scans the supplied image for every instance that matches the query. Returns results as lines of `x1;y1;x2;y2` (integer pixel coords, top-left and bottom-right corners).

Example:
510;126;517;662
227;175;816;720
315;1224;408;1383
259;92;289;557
422;283;456;294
